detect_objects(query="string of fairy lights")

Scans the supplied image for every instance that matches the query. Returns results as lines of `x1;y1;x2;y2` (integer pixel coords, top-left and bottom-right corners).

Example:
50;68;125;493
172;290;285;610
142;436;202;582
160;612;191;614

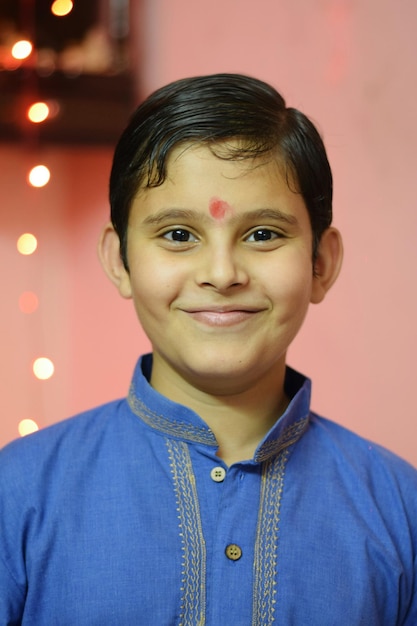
12;0;75;437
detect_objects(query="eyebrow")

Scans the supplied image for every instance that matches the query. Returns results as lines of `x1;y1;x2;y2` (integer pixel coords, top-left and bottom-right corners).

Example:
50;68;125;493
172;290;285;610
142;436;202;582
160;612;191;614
142;209;200;225
141;207;299;227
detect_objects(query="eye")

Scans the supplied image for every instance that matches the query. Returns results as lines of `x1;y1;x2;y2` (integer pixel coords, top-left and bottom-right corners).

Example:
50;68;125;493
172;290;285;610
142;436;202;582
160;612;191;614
163;229;198;243
246;229;280;242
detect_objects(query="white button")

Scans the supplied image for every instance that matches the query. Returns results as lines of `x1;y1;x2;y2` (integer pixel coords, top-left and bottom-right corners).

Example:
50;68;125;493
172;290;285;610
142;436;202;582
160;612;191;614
210;466;226;482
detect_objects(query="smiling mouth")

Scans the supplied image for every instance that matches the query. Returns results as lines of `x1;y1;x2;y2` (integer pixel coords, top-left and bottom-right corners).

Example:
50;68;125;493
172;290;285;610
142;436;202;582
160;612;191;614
182;308;262;327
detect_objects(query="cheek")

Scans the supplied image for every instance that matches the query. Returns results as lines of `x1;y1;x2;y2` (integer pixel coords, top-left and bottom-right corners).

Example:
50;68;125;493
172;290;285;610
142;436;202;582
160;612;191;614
129;260;182;311
270;258;313;309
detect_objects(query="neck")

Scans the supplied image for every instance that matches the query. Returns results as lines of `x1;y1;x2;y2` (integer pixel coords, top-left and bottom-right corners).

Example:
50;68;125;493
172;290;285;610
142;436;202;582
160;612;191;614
203;390;289;465
150;357;289;465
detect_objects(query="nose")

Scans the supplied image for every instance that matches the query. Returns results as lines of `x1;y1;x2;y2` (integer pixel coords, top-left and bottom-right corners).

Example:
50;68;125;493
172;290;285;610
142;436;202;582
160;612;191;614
195;244;249;291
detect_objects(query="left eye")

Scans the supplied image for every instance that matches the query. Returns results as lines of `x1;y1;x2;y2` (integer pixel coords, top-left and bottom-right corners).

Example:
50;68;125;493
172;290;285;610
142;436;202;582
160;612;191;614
246;229;279;242
163;229;198;242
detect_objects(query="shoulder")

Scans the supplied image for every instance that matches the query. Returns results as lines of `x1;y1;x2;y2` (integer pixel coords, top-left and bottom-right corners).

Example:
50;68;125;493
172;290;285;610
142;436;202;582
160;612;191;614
0;399;126;494
305;413;417;509
295;414;417;581
309;413;416;467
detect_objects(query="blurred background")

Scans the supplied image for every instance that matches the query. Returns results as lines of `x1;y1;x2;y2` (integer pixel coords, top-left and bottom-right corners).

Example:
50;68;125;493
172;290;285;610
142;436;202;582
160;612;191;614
1;0;416;467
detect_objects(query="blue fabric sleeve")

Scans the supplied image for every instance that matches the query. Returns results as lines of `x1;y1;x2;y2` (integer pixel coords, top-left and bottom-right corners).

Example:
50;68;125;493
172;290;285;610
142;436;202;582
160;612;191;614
0;553;25;625
0;440;28;624
402;554;417;625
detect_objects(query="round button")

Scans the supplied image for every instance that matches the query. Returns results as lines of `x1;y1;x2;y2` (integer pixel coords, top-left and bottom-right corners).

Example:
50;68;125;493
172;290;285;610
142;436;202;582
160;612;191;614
210;466;226;482
225;544;242;561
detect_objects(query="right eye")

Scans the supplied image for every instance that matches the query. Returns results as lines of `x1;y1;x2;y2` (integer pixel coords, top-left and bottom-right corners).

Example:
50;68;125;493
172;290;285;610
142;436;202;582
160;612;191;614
162;229;198;243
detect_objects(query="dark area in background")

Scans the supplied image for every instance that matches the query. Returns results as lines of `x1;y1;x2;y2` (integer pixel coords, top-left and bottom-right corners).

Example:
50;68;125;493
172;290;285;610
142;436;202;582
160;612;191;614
3;0;97;50
0;0;136;145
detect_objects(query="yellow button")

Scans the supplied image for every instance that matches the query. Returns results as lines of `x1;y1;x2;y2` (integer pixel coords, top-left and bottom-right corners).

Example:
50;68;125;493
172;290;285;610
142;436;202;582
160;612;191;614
225;544;242;561
210;466;226;482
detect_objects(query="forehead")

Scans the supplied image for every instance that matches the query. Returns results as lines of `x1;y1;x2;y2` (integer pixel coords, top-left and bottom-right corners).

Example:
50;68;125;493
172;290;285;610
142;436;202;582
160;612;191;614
131;142;305;221
151;143;290;194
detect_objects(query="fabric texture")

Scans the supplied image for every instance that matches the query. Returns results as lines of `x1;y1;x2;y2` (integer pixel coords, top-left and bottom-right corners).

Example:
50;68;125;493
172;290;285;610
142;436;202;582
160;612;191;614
1;354;416;625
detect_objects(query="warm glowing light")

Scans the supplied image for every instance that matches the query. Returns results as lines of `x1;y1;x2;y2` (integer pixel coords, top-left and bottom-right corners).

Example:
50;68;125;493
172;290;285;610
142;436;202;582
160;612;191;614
17;233;38;255
28;165;51;187
27;102;50;123
11;40;33;60
19;291;39;314
33;357;55;380
51;0;74;17
18;419;39;437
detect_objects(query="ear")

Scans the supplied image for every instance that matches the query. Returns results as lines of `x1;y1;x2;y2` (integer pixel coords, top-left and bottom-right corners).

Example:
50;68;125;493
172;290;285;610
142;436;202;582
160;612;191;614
310;227;343;304
98;223;132;299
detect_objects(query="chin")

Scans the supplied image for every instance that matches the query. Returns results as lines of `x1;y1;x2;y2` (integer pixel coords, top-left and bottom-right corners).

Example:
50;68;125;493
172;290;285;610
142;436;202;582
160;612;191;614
182;356;263;391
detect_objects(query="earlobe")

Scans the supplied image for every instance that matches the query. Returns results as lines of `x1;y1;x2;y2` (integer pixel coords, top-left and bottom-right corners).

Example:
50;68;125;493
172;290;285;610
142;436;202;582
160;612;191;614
98;223;132;299
310;227;343;304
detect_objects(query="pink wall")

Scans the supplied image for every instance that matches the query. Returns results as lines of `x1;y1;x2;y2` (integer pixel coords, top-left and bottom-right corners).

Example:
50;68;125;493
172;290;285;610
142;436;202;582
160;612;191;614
1;146;150;447
2;0;417;466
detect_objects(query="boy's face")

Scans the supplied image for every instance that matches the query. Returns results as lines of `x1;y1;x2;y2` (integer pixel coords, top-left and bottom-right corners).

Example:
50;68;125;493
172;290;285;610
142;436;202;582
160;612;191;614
104;143;340;397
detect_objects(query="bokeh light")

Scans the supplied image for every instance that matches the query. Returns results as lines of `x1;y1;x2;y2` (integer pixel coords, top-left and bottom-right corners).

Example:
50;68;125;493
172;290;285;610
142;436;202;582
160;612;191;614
27;102;50;123
11;40;33;60
17;233;38;255
51;0;74;17
33;357;55;380
28;165;51;187
19;291;39;314
18;419;39;437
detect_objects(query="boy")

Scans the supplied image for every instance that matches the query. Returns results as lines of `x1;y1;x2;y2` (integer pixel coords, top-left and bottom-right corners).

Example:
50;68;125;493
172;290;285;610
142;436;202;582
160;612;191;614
1;74;416;625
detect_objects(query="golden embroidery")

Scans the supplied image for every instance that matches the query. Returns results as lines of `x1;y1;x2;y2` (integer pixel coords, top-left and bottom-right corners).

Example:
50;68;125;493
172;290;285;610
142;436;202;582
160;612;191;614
255;418;308;462
129;382;308;462
128;383;217;446
252;450;289;626
166;439;206;626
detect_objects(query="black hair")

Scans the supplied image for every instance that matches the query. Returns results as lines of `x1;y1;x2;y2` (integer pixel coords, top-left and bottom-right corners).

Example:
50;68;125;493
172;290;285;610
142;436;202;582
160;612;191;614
109;73;333;268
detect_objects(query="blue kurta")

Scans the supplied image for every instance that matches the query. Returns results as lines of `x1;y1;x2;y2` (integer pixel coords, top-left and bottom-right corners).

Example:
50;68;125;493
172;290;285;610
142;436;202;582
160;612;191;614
1;354;416;625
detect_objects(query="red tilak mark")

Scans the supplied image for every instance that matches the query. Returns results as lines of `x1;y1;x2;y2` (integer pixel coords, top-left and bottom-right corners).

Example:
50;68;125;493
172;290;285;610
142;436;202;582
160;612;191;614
209;197;231;220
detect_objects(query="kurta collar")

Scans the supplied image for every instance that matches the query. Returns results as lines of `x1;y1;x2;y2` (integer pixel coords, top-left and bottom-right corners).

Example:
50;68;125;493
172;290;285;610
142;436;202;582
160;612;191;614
127;354;311;462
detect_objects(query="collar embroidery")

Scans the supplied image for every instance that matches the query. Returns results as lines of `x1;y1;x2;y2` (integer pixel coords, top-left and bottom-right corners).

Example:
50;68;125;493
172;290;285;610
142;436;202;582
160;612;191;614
128;379;309;462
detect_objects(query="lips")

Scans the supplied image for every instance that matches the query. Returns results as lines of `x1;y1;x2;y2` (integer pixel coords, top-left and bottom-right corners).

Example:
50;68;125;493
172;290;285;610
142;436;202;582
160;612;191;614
181;305;264;327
